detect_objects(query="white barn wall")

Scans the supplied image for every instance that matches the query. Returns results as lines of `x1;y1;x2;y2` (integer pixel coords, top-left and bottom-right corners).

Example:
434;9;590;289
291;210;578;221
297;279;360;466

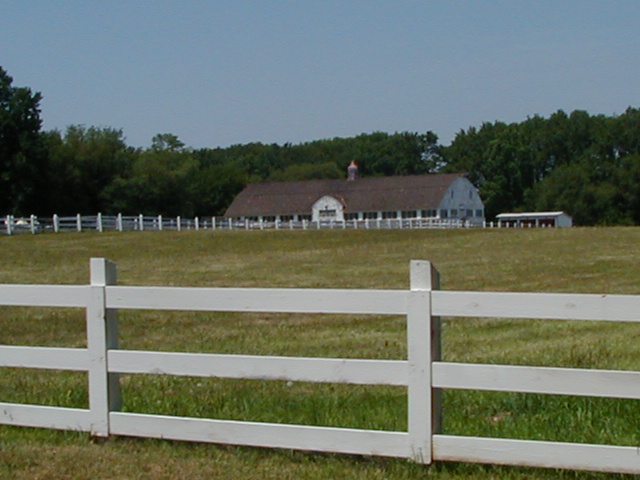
312;196;345;222
438;178;484;224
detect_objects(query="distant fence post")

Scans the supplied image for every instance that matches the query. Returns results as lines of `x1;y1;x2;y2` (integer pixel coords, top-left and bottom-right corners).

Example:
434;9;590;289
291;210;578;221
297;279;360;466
87;258;121;438
76;214;82;232
116;213;123;232
407;260;441;464
97;213;103;233
5;215;12;235
53;214;59;233
158;215;163;231
139;214;144;232
177;216;181;232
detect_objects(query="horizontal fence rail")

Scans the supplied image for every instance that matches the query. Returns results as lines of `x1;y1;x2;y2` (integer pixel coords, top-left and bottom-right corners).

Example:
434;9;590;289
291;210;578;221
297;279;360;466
108;351;409;386
106;286;409;314
433;362;640;399
432;290;640;322
0;259;639;474
2;213;478;235
109;413;412;458
432;436;640;475
2;214;572;236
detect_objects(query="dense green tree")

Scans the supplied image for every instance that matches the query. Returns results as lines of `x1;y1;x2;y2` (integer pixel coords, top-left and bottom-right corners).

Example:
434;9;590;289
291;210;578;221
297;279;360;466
103;134;198;216
0;66;48;214
188;163;246;216
151;133;185;153
535;164;633;225
442;109;640;224
47;125;136;214
267;161;343;181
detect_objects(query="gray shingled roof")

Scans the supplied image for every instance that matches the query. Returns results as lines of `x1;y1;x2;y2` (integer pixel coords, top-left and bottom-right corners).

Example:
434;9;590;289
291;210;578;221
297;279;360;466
224;173;466;217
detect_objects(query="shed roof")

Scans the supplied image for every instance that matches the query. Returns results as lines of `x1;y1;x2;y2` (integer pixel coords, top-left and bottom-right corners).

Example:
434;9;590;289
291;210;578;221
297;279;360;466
224;173;467;217
496;211;571;219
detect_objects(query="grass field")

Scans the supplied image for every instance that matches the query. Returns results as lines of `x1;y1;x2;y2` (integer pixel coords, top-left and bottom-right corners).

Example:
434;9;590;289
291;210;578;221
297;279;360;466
1;227;640;479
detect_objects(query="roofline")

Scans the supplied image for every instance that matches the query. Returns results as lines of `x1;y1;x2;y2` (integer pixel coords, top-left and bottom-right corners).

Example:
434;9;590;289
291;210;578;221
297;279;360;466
496;211;570;218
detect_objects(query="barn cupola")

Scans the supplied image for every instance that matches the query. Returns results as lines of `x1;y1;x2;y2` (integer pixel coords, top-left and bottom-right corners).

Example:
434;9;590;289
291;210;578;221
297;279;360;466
347;161;360;181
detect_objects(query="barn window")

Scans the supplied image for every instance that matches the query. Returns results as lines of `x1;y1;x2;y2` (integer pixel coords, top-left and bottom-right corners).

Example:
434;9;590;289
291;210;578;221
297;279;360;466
346;213;359;220
475;209;483;217
299;214;312;221
440;209;448;218
319;210;336;219
280;215;294;222
421;209;437;217
363;212;378;219
263;216;276;222
401;210;417;219
382;211;397;219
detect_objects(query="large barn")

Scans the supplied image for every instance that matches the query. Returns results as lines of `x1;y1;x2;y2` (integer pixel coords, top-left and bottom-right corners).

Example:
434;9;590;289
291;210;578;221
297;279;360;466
225;163;485;227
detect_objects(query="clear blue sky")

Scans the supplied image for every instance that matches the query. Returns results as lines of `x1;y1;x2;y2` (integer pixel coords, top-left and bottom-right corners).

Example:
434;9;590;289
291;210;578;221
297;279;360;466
2;1;639;149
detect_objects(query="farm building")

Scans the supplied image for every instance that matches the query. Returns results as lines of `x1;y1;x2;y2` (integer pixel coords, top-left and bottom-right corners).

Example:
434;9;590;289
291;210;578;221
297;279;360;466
224;163;485;226
496;211;573;228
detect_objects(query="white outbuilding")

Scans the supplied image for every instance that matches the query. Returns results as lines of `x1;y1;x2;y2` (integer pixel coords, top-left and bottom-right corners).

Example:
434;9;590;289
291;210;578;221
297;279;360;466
496;211;573;228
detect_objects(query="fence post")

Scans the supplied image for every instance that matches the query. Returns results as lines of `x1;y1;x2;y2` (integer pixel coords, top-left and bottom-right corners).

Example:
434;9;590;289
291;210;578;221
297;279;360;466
53;214;59;233
87;258;121;438
158;215;163;231
97;213;103;233
76;214;82;232
139;214;144;231
116;213;123;232
177;216;181;232
407;260;441;464
5;215;12;235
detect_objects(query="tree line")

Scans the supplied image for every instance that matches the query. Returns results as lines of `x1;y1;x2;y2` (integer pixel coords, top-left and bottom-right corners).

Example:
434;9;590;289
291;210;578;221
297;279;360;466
2;65;640;225
441;109;640;225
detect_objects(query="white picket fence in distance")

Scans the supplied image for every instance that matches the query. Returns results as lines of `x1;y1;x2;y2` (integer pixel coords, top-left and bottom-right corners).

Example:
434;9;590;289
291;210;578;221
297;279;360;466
1;259;640;474
2;214;470;235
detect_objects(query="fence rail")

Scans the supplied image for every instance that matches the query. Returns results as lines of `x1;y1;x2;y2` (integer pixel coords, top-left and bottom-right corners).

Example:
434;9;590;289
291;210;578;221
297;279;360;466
2;214;476;235
0;259;639;474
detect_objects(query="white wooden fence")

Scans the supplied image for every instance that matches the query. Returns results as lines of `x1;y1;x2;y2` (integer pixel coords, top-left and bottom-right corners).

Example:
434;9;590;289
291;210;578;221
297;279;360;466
2;214;469;235
1;259;639;474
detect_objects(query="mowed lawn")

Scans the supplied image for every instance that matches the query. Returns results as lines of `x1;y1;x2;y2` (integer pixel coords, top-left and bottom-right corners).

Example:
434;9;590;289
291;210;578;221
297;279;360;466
1;227;640;479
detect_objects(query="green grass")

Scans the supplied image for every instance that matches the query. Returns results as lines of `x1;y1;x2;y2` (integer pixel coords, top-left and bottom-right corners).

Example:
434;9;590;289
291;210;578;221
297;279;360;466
1;228;640;479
